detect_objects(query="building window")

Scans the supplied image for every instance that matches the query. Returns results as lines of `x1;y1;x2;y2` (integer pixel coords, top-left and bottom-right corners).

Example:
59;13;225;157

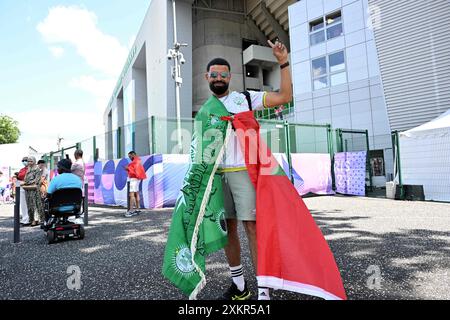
329;51;347;86
309;11;343;46
309;18;325;45
312;50;347;90
326;11;343;40
312;56;328;90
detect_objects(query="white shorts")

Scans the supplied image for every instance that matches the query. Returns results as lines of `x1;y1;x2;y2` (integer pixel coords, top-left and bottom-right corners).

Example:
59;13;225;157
129;178;140;193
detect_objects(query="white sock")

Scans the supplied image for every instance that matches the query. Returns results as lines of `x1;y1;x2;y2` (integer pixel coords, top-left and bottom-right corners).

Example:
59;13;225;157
230;265;245;291
258;287;270;300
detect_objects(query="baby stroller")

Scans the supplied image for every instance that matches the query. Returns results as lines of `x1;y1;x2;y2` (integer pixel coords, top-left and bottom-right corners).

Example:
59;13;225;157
43;188;85;244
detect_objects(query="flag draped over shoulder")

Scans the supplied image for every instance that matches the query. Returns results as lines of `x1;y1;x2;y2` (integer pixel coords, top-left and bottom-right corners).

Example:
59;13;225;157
162;96;232;300
230;111;347;300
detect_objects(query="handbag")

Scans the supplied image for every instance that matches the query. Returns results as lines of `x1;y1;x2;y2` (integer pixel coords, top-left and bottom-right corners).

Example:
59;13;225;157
22;184;38;191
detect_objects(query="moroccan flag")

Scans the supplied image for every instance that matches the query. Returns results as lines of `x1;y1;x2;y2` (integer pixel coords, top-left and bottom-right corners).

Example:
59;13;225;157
231;111;347;300
162;95;232;299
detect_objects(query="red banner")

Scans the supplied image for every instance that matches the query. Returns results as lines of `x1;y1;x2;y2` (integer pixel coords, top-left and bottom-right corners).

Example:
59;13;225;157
230;111;347;300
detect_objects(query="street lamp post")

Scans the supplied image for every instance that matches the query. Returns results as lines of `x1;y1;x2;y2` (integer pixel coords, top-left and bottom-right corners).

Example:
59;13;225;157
168;0;188;153
57;136;64;152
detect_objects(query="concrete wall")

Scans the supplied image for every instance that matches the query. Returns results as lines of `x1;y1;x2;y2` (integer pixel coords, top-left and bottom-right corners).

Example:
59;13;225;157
167;0;193;118
103;0;193;156
265;64;281;91
133;66;150;155
368;0;450;132
192;4;257;112
143;0;169;119
289;0;394;184
104;0;193;120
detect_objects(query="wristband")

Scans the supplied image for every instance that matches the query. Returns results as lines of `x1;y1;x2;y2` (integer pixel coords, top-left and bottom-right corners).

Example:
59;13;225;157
280;61;290;69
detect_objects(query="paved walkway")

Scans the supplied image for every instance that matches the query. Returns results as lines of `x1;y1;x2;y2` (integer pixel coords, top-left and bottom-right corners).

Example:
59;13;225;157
1;196;449;300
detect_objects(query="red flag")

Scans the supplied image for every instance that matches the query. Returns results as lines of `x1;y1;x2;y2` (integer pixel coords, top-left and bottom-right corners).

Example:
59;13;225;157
230;111;347;300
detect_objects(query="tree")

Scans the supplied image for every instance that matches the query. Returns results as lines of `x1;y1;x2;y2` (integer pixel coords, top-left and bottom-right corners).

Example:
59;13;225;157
0;115;21;144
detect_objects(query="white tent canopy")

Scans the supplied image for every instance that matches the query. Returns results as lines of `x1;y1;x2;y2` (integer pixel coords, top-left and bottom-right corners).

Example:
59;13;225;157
399;109;450;202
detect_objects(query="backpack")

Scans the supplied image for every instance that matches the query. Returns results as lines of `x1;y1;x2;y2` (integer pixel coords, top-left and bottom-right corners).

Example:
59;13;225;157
241;91;253;111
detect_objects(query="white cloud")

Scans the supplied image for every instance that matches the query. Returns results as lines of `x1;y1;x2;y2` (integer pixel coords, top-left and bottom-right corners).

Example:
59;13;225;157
10;110;104;154
37;6;128;76
69;76;114;98
49;46;64;58
37;6;128;112
31;5;129;153
69;75;116;110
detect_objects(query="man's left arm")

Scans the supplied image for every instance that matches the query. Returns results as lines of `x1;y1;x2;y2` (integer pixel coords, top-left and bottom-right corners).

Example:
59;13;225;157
264;40;293;108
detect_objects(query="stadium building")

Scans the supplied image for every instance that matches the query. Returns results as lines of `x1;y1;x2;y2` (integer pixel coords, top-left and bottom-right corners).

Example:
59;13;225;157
104;0;450;186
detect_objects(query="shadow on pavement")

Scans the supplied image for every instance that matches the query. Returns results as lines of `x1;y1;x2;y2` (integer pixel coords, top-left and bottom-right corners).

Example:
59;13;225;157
1;204;449;300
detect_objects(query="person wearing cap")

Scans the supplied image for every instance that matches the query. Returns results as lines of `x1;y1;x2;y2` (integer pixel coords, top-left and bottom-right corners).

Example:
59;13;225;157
45;159;83;224
22;156;44;227
18;157;30;225
47;159;83;195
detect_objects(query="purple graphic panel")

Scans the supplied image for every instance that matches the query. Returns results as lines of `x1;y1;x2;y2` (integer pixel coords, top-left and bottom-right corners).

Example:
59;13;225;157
334;151;367;196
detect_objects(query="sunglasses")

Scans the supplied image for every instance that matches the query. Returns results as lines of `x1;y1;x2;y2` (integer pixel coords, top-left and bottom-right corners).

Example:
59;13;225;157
208;71;230;79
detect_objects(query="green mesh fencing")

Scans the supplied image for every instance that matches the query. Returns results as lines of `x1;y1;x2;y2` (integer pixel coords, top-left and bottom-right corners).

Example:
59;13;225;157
40;112;382;196
335;129;373;190
152;116;195;154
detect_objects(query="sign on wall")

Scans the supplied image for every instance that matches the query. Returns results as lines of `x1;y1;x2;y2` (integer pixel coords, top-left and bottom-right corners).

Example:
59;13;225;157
334;151;367;196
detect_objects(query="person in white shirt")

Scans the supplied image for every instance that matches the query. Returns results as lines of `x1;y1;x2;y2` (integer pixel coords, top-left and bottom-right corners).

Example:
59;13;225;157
0;171;7;203
204;40;292;300
71;149;85;182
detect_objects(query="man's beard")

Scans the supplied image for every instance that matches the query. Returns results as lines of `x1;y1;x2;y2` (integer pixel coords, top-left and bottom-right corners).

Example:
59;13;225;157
209;81;229;95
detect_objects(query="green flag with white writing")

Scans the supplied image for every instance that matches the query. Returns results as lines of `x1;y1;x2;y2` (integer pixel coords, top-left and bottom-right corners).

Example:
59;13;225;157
162;95;231;299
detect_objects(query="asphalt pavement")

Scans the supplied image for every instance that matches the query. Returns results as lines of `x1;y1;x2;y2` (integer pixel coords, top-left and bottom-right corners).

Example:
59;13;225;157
1;195;449;300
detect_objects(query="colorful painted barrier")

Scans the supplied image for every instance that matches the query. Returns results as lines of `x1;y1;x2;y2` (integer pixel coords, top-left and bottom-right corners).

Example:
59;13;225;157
88;154;189;209
86;152;347;209
334;151;367;196
87;153;335;210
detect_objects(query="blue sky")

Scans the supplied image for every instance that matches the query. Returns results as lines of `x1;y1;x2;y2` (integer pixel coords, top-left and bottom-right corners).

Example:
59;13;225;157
0;0;152;153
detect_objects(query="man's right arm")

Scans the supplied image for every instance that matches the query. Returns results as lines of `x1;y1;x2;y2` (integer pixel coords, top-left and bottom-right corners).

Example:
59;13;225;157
263;40;293;108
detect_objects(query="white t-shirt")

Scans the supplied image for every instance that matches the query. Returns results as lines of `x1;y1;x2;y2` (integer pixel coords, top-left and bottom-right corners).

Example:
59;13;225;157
0;176;7;188
218;90;266;169
71;159;86;183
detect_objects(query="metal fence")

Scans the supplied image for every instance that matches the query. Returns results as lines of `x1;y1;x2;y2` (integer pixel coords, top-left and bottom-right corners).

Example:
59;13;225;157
335;129;373;191
42;113;374;191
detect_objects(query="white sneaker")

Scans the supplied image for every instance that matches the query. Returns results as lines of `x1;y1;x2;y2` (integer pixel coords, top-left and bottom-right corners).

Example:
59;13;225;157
124;211;135;218
258;294;271;300
258;288;271;300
